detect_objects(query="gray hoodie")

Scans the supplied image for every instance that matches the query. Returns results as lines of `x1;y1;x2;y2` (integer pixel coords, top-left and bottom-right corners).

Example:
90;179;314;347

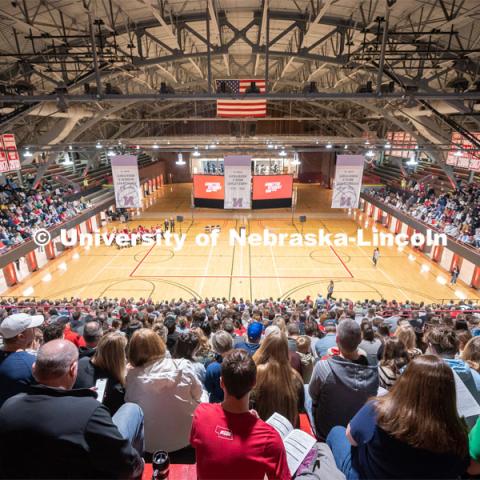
308;356;379;440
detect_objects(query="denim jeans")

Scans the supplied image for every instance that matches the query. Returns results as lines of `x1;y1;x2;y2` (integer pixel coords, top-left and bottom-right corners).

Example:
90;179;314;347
112;402;145;455
326;426;359;480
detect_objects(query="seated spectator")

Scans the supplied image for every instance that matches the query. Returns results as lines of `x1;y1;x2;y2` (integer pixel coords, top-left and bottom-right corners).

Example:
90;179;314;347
235;321;262;356
378;337;410;390
309;319;378;441
287;322;300;351
252;333;304;427
125;328;202;460
327;355;469;479
395;324;422;359
190;350;290;480
0;313;44;407
173;331;206;384
192;326;216;366
165;315;179;354
42;320;65;343
457;329;473;355
205;330;233;403
462;336;480;372
296;335;315;383
425;325;480;426
79;320;102;359
359;323;382;365
74;332;127;415
315;322;337;357
0;339;144;479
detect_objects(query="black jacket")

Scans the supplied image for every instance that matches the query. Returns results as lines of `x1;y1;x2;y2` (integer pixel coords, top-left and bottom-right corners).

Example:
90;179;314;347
74;357;125;415
0;385;143;479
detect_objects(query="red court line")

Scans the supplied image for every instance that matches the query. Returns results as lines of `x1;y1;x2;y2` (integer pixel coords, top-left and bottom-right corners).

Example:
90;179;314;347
129;244;156;277
329;245;354;278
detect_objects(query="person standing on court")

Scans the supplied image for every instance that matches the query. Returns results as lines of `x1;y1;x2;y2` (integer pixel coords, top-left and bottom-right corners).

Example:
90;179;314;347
451;265;460;285
164;218;169;232
170;217;175;233
327;280;335;301
372;247;380;267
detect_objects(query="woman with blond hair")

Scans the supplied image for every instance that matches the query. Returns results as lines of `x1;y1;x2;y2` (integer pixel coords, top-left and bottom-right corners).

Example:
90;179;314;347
74;331;127;415
251;333;304;427
462;336;480;372
125;328;203;461
395;324;422;359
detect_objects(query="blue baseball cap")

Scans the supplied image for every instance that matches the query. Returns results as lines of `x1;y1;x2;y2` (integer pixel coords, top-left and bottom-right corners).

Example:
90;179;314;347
248;322;263;341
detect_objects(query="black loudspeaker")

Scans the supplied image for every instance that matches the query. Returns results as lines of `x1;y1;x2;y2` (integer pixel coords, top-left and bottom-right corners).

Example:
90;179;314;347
176;215;184;223
299;215;307;223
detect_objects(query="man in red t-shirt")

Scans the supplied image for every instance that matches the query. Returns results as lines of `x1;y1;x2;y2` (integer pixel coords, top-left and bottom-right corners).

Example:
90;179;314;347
190;350;290;480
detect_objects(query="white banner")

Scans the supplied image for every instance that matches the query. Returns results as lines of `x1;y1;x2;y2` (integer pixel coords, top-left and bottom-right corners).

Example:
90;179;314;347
331;155;365;208
111;155;141;208
224;155;251;209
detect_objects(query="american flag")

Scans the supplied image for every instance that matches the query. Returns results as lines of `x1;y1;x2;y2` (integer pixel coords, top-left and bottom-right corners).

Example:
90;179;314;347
216;79;266;118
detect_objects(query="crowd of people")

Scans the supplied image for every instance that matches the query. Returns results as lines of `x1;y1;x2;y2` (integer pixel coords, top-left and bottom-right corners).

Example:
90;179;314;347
367;181;480;249
0;294;480;478
0;177;92;251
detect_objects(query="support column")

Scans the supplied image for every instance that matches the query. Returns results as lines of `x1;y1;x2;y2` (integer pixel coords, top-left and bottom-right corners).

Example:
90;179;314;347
45;241;56;260
472;266;480;289
3;263;17;287
25;250;38;272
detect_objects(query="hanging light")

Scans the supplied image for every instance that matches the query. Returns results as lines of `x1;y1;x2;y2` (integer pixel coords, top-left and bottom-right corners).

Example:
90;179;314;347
384;142;391;149
107;150;115;157
406;155;418;165
176;153;186;165
344;145;348;150
267;144;274;149
23;150;33;157
192;149;200;157
454;149;462;157
95;142;102;149
153;144;159;149
279;149;287;157
365;150;375;158
68;145;73;151
326;142;333;149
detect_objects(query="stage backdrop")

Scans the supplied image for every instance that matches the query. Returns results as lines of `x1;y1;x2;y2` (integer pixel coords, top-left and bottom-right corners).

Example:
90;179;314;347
252;174;293;209
224;155;252;209
331;155;365;209
111;155;141;208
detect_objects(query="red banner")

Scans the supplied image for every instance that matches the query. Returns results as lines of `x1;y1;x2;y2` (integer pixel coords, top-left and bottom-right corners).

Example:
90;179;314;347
193;175;225;199
2;134;17;151
0;134;20;171
253;175;293;200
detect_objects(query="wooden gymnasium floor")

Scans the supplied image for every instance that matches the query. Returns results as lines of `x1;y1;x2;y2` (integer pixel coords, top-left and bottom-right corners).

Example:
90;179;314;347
5;183;480;303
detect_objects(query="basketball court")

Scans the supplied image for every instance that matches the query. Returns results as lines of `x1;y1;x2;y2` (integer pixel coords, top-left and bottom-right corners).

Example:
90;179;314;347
5;184;479;303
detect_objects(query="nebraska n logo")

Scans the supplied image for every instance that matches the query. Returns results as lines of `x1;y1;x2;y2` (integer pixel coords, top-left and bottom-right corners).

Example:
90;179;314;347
233;198;243;207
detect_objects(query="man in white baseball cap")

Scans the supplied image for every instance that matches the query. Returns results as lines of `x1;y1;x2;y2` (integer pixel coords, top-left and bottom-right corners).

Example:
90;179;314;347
0;312;44;407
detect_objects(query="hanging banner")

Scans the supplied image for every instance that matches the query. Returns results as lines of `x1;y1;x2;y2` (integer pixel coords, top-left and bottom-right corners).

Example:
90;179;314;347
331;155;365;208
111;155;141;208
0;151;9;173
6;150;20;171
224;155;251;209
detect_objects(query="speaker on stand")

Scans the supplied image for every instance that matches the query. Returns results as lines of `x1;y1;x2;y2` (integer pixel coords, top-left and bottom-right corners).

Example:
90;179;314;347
299;215;307;235
177;215;184;234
